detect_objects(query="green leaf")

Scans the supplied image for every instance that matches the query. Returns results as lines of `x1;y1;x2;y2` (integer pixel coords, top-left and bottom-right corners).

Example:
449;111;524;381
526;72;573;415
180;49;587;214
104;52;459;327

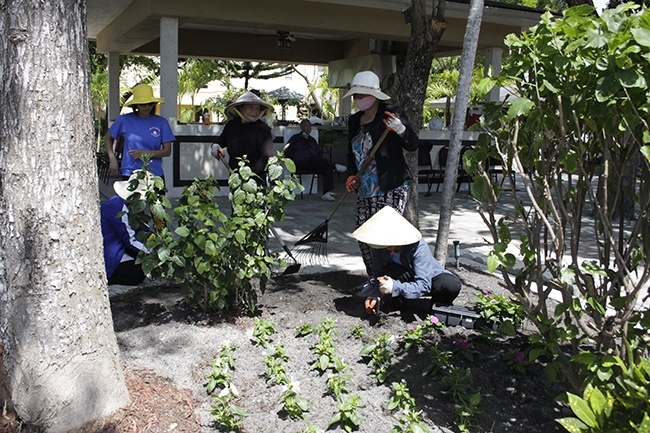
631;27;650;48
487;253;499;274
507;98;535;119
567;392;597;428
556;417;589;433
175;226;190;237
586;297;606;315
585;386;607;419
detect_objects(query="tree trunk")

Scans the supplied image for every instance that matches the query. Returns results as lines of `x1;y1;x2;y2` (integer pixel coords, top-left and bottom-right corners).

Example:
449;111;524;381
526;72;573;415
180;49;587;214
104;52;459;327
434;0;484;266
0;1;130;432
391;0;447;228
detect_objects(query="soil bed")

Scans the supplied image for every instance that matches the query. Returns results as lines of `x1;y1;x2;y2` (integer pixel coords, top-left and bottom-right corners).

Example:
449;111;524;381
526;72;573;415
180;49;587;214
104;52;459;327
2;266;570;433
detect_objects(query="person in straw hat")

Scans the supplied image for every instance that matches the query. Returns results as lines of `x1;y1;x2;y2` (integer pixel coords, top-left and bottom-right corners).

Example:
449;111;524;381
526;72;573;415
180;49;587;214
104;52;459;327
210;90;275;185
104;83;175;180
352;206;461;316
343;71;419;276
100;170;156;286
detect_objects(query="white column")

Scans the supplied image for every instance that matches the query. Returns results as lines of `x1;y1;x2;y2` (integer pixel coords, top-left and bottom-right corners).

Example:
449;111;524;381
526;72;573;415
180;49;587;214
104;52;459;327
159;17;180;196
107;52;121;122
484;47;503;102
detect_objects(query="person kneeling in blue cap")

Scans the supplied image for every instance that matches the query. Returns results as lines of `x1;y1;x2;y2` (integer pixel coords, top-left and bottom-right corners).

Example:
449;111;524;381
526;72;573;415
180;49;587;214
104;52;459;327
352;206;461;316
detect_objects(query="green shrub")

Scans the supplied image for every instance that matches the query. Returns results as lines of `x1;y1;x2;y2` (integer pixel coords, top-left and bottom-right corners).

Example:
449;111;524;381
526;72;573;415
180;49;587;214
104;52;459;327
136;154;299;313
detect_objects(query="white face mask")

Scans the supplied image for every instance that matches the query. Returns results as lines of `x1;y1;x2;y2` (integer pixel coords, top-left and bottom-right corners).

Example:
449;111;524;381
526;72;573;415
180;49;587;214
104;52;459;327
354;95;377;111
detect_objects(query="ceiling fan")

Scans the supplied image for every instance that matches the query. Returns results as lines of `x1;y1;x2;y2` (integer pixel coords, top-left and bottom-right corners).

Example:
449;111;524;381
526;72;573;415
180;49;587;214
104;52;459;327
276;31;298;49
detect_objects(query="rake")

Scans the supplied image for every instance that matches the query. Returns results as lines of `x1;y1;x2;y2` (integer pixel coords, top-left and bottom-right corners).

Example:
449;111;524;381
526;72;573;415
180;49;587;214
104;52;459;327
218;156;301;275
293;129;389;265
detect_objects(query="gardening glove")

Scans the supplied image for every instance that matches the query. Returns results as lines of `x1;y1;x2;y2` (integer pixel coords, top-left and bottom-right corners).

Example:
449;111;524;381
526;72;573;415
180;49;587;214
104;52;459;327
365;297;380;316
383;111;406;135
377;276;394;295
345;175;359;192
211;142;225;160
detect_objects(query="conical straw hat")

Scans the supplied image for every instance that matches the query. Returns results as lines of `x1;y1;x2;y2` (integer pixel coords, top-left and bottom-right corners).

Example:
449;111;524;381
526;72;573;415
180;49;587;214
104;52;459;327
352;206;421;247
225;91;274;119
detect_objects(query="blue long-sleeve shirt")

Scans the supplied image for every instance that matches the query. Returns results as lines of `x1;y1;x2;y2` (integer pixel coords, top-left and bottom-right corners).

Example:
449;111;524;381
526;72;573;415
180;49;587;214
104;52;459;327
370;239;452;299
100;195;147;278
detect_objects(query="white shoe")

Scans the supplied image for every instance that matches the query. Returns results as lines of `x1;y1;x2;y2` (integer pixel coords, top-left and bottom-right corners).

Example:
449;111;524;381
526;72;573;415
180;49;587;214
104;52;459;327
334;164;347;173
321;192;336;201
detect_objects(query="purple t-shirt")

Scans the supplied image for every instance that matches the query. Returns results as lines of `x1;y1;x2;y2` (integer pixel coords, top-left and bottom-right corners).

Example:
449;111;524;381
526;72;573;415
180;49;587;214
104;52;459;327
108;112;175;177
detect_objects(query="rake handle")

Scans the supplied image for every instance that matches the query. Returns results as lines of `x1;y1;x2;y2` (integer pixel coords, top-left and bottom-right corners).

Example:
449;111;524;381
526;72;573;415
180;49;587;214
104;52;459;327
325;128;390;221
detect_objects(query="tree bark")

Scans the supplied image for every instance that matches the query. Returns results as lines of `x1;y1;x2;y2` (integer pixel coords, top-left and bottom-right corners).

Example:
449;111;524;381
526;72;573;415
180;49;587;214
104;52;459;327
434;0;484;266
0;1;130;432
390;0;447;228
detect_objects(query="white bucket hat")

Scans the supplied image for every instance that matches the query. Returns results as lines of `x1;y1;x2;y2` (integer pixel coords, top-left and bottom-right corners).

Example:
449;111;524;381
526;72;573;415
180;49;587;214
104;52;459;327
352;206;422;248
342;71;390;100
113;170;153;200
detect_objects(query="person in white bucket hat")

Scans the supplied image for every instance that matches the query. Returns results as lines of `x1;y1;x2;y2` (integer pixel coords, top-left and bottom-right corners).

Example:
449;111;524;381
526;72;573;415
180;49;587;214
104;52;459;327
100;170;154;286
343;71;419;276
210;90;275;185
352;206;461;316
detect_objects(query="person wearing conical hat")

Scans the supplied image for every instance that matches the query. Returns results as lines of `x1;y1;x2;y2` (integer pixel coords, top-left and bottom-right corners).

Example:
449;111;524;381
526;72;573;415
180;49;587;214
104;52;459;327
352;206;461;316
342;71;419;276
210;90;275;184
104;83;175;180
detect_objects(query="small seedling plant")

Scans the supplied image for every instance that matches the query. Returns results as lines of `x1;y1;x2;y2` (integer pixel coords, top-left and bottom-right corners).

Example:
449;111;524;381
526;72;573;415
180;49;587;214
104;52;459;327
360;332;395;384
440;366;482;432
252;317;278;348
204;343;247;431
401;315;445;351
474;290;526;335
422;345;453;377
264;344;289;385
388;381;431;433
281;381;311;420
328;394;364;433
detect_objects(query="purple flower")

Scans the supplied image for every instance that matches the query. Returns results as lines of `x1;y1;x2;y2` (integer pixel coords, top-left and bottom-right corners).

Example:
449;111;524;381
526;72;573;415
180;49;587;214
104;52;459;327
430;316;440;324
514;352;524;362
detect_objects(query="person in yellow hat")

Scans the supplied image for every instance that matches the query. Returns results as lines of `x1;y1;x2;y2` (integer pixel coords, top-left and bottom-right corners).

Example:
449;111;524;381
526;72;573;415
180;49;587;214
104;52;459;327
352;206;461;316
342;71;419;276
104;83;175;180
210;90;275;185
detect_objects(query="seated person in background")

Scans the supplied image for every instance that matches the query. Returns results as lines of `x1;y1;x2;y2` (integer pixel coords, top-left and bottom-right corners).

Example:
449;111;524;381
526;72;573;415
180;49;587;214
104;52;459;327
101;171;150;286
285;118;347;202
352;206;461;316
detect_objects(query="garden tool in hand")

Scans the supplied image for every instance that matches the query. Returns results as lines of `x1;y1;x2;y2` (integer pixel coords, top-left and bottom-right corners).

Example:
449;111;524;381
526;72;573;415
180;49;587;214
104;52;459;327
292;128;390;265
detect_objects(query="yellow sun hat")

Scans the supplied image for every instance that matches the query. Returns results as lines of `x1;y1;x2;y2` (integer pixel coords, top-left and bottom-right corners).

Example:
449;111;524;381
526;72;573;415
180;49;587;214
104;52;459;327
125;84;164;107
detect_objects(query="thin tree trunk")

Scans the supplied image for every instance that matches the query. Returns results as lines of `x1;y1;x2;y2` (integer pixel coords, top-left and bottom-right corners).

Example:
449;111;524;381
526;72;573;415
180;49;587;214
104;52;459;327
0;1;129;431
434;0;484;266
392;0;447;228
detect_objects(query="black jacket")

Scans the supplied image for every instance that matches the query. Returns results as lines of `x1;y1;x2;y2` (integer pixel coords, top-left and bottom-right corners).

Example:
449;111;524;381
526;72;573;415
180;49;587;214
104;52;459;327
347;102;419;192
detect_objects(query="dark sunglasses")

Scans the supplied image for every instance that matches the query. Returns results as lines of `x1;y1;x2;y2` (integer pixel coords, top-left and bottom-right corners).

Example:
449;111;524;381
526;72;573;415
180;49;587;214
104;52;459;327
137;103;156;107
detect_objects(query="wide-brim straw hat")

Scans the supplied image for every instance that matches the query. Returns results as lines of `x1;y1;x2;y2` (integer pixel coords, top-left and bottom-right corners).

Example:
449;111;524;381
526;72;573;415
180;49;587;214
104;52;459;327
225;91;274;119
342;71;390;100
352;206;422;248
113;170;153;200
125;84;164;107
